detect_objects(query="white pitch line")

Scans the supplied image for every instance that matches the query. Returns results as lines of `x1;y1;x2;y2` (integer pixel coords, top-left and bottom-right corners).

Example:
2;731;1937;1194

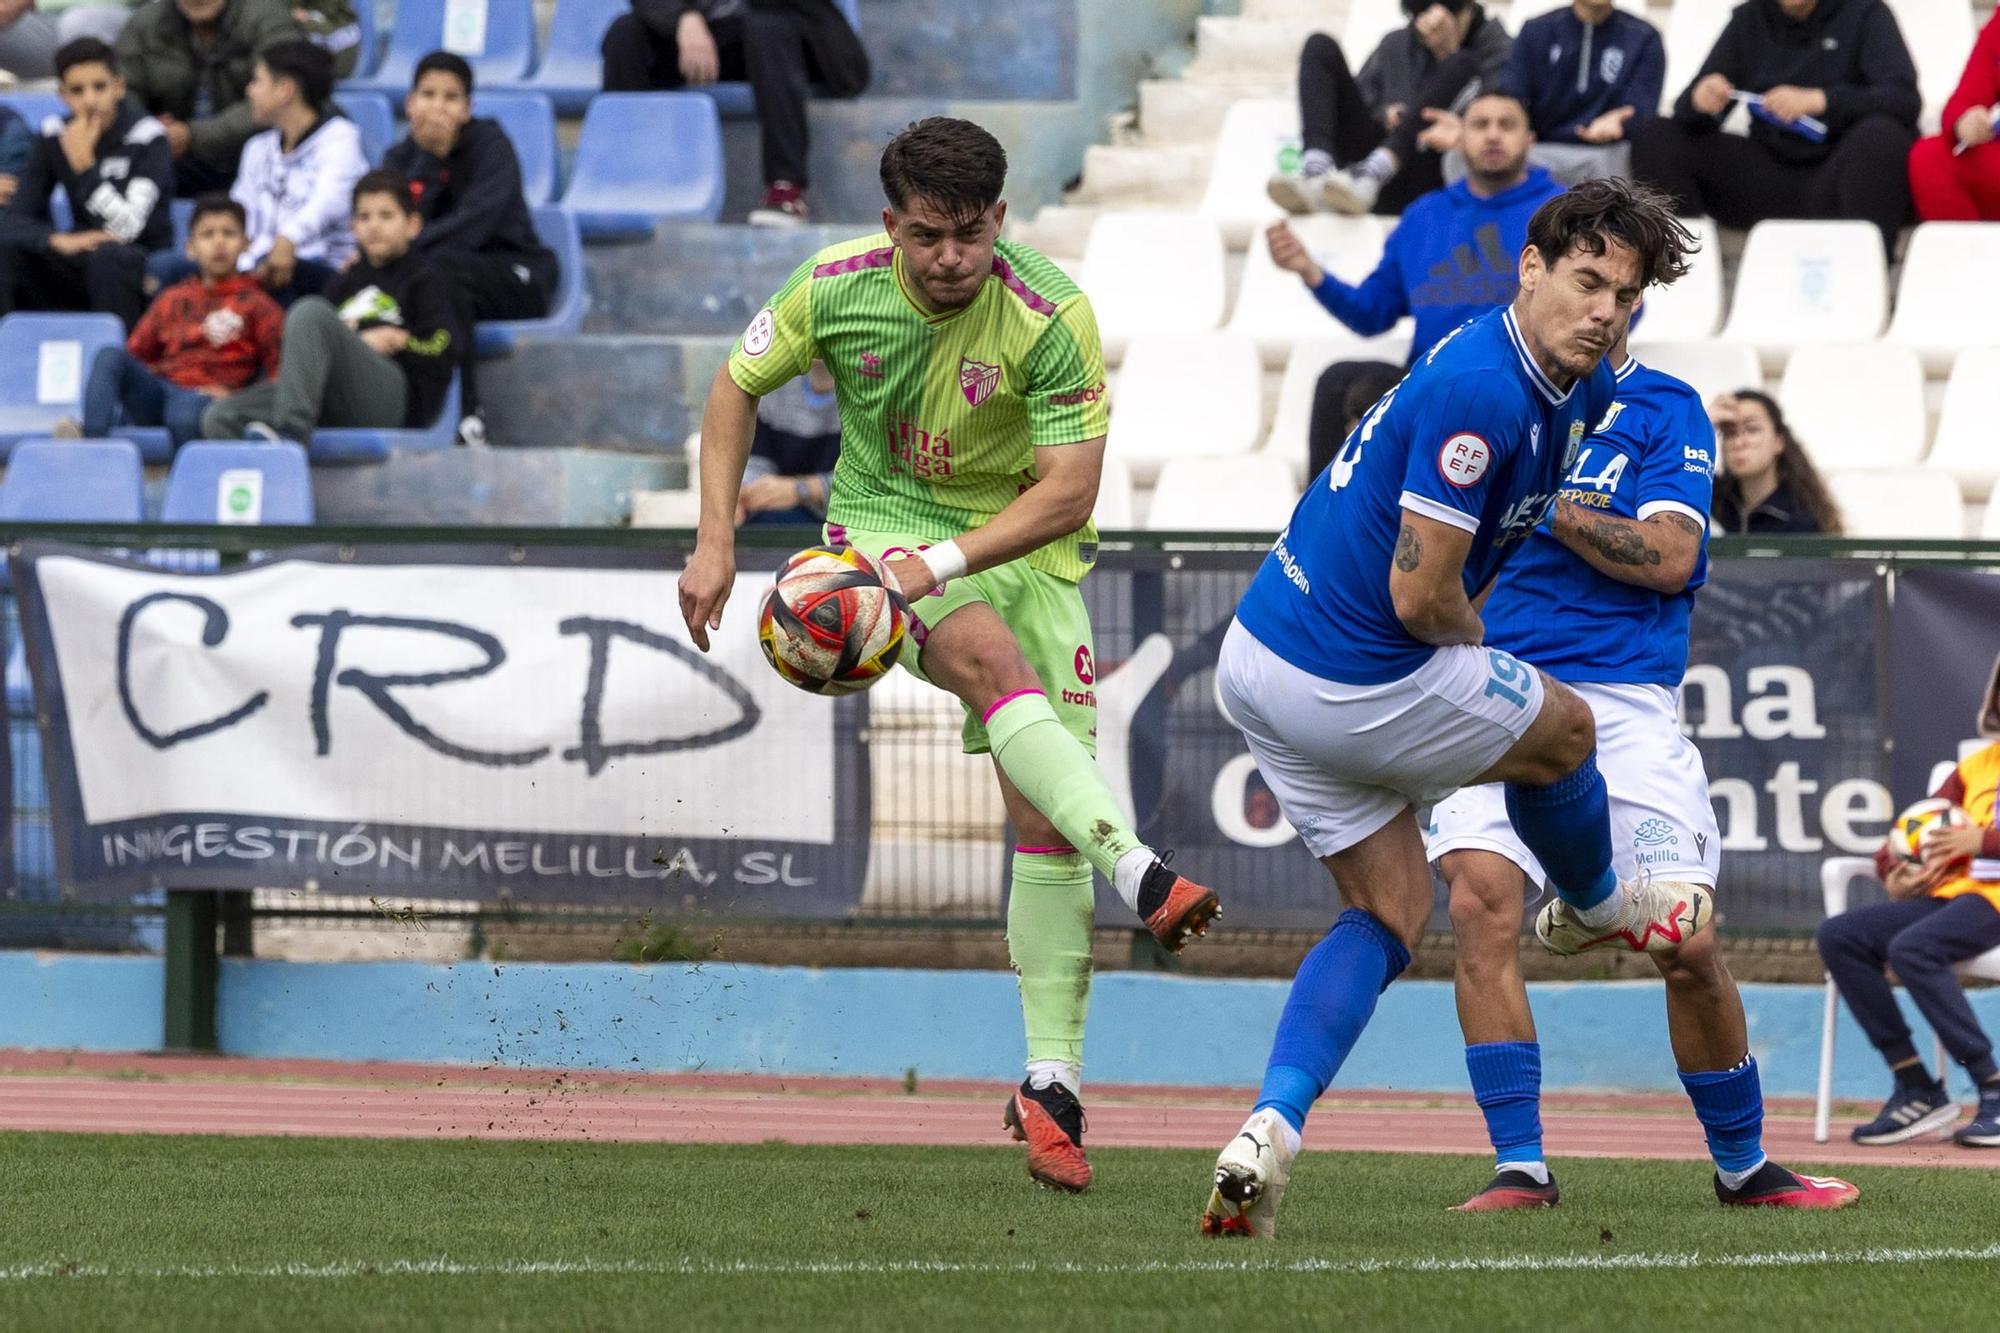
1;1244;1997;1282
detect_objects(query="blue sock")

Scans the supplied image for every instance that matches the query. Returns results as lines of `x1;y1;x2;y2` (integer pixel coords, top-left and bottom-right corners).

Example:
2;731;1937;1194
1680;1056;1766;1174
1253;908;1411;1132
1466;1041;1544;1167
1504;750;1617;911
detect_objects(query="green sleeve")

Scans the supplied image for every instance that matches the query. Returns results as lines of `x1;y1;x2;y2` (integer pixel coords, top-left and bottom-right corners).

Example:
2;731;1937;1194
727;258;817;398
1022;295;1110;447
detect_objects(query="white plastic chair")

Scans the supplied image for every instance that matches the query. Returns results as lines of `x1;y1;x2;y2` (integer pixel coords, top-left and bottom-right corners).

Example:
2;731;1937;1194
1826;467;1965;538
1104;333;1264;484
1883;223;2000;376
1094;452;1136;530
1628;339;1762;406
1146;453;1301;530
1720;221;1888;370
1982;489;2000;539
1081;212;1227;363
1926;347;2000;502
1630;218;1723;343
1225;214;1404;366
1342;0;1407;59
1262;336;1410;485
1777;344;1929;472
1883;0;1976;131
1661;0;1739;112
1197;99;1301;249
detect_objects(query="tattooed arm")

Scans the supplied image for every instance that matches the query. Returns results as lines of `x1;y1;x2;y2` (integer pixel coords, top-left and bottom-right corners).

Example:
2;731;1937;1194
1550;503;1704;595
1388;509;1484;646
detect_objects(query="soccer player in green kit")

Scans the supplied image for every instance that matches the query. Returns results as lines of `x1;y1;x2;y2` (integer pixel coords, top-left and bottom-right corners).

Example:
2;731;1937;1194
677;117;1222;1193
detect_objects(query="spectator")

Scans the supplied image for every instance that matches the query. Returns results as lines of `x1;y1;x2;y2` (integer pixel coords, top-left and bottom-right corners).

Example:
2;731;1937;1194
231;38;365;302
735;360;840;525
0;0;134;81
383;51;556;443
1308;360;1403;480
600;0;870;225
292;0;362;77
1630;0;1918;254
74;194;281;448
1478;0;1665;185
0;101;35;203
201;170;464;443
1266;0;1511;217
1266;92;1561;470
1907;9;2000;221
117;0;303;196
1816;657;2000;1149
1707;390;1842;534
0;38;172;329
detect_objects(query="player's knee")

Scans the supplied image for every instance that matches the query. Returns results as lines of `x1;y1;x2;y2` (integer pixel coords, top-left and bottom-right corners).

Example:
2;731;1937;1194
1885;930;1944;979
1654;918;1721;986
1445;869;1518;946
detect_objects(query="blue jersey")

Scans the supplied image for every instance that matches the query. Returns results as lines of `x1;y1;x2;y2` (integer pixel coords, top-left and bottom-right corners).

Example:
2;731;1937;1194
1479;357;1715;685
1235;306;1616;685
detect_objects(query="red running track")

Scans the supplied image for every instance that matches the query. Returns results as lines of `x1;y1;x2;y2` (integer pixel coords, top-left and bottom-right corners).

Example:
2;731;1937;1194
0;1050;1992;1170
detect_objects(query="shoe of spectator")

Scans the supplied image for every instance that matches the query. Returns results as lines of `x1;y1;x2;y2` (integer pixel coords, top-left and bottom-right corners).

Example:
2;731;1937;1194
50;417;83;439
458;414;490;448
1317;167;1381;216
1266;171;1329;215
748;182;809;228
245;422;283;444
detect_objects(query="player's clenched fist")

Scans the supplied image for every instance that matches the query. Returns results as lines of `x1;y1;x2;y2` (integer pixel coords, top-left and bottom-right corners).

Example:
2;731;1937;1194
678;543;736;652
1265;221;1324;287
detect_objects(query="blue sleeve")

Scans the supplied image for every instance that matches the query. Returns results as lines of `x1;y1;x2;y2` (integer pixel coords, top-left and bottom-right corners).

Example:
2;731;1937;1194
1632;391;1715;523
1308;231;1409;336
0;111;30;177
1623;25;1666;124
1395;372;1524;535
1498;23;1536;102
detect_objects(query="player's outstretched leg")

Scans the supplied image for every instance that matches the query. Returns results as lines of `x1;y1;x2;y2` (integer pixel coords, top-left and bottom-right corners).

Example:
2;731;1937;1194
999;841;1095;1192
1201;814;1424;1239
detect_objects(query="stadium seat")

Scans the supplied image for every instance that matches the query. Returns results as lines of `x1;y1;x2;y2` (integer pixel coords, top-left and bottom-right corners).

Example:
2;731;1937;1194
1628;339;1762;406
1105;334;1262;484
1342;0;1407;59
336;90;397;166
1629;217;1722;344
0;90;63;133
1826;467;1964;538
517;0;627;112
1926;347;2000;501
1883;222;2000;375
475;206;588;354
1884;0;1975;130
1719;221;1887;370
1080;212;1227;362
0;437;144;521
1983;489;2000;539
161;441;315;524
0;313;128;452
1196;99;1299;249
168;197;194;250
1093;452;1135;530
1661;0;1737;113
309;370;462;463
345;0;538;94
563;93;725;237
1777;344;1928;472
349;0;379;77
1146;453;1300;531
1225;214;1407;367
1261;335;1411;485
474;91;558;205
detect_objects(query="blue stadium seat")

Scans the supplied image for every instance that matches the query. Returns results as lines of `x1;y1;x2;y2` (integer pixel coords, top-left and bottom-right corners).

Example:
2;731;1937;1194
337;90;398;166
563;93;724;238
474;91;557;205
518;0;627;113
0;313;129;452
345;0;538;95
475;206;586;354
309;370;462;463
169;196;194;249
0;91;63;133
349;0;380;78
0;437;145;521
162;440;315;523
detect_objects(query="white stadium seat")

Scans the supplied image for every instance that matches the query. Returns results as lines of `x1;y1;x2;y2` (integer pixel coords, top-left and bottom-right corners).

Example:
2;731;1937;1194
1342;0;1407;59
1147;453;1301;531
1628;340;1762;406
1884;222;2000;375
1927;348;2000;501
1225;214;1406;365
1262;336;1411;485
1777;343;1928;471
1662;0;1738;112
1197;99;1300;249
1719;221;1887;370
1983;489;2000;539
1629;217;1723;343
1094;452;1136;529
1883;0;1975;130
1105;333;1264;484
1827;467;1965;538
1081;211;1227;363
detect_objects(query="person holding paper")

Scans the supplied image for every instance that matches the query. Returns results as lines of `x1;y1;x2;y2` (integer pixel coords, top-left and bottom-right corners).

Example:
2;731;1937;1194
1629;0;1918;254
1907;10;2000;221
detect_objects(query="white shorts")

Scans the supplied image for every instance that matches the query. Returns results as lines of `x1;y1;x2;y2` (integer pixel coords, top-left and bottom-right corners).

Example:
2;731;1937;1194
1217;619;1545;858
1425;681;1721;889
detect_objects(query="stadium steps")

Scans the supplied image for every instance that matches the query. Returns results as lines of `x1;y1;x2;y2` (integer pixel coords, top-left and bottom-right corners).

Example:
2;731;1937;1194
1185;16;1321;80
480;334;733;451
1066;143;1213;208
1136;78;1284;146
581;223;856;336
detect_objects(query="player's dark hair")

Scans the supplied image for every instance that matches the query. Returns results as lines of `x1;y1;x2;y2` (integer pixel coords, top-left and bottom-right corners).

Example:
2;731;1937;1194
413;50;474;97
260;39;335;114
189;192;246;232
880;118;1008;223
352;168;417;215
1526;177;1695;289
55;36;117;81
1710;389;1844;536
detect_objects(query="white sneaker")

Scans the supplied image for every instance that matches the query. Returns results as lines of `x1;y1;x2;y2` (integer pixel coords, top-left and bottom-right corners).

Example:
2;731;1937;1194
1201;1108;1297;1239
1535;877;1713;956
1266;172;1329;215
1316;167;1381;216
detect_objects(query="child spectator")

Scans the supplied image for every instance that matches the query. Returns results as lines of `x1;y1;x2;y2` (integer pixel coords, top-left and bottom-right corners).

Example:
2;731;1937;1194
201;170;463;443
1907;9;2000;221
0;37;173;329
382;51;556;442
231;38;365;301
116;0;303;195
75;194;281;448
1707;390;1843;534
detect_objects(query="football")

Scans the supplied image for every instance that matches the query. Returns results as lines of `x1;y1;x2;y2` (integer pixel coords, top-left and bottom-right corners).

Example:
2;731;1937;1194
757;545;909;695
1890;797;1973;867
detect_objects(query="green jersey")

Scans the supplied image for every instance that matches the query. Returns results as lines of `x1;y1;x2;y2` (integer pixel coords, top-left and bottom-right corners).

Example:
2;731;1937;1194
727;233;1110;582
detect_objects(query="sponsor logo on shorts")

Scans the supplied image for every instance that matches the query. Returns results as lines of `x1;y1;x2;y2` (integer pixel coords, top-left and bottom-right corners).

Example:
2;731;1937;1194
959;356;1000;407
742;309;775;357
1074;646;1095;685
1635;818;1678;846
1438;433;1491;488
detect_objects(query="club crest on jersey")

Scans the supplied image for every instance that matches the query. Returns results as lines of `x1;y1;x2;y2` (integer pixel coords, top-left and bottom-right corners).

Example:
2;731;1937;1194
959;357;1001;408
1564;419;1587;471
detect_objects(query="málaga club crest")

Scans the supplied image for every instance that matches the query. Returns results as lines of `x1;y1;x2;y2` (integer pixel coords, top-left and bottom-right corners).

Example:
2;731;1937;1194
959;357;1000;408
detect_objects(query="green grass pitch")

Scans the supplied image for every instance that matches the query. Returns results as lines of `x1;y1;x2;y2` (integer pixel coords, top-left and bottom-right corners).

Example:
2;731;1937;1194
0;1133;1992;1330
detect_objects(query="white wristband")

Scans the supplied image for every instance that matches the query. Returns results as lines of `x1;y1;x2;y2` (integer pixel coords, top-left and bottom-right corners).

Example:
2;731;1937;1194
917;539;968;588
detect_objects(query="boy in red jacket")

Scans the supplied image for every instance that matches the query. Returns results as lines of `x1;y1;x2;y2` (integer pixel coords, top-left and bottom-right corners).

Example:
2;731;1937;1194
75;193;282;448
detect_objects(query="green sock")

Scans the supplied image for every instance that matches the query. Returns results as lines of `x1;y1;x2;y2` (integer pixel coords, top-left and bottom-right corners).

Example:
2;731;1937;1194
985;690;1143;880
1008;847;1095;1071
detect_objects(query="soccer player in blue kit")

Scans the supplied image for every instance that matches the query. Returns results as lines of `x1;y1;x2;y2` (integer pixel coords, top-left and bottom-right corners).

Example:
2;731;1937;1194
1201;180;1705;1239
1428;323;1860;1213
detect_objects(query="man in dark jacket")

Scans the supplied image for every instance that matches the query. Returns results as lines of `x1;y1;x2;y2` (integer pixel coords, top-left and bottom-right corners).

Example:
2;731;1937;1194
0;38;173;327
1494;0;1664;183
1630;0;1918;252
116;0;302;196
1267;0;1511;216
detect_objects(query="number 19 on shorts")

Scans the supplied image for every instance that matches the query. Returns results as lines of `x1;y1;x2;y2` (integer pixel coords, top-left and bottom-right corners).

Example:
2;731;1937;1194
1483;649;1533;710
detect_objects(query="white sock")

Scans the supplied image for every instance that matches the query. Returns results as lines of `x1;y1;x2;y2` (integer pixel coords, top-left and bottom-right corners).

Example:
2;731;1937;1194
1716;1155;1767;1191
1111;846;1156;915
1027;1059;1080;1095
1496;1158;1550;1185
1299;148;1333;177
1572;883;1625;929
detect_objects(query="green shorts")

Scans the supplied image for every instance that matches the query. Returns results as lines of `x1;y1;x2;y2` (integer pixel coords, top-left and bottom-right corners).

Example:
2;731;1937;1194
833;526;1098;756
